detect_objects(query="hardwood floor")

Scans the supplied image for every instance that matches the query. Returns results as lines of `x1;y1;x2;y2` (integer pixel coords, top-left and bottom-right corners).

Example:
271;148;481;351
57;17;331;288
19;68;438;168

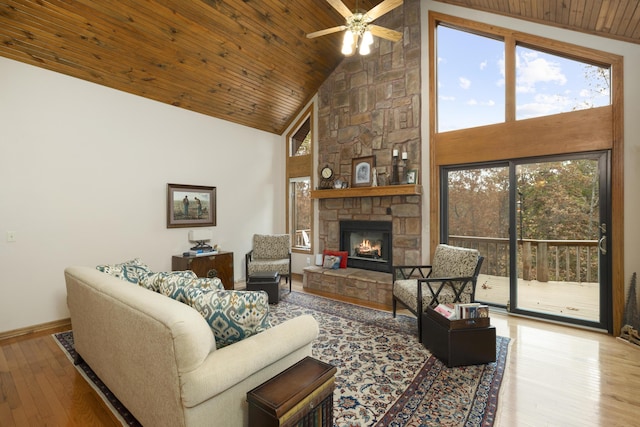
1;279;638;426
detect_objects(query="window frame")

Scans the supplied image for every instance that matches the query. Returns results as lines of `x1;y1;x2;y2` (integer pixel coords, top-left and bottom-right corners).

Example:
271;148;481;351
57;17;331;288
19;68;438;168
286;105;314;254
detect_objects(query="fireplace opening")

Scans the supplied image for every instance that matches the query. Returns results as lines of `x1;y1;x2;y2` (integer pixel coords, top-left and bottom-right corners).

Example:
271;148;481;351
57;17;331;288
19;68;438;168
340;220;392;273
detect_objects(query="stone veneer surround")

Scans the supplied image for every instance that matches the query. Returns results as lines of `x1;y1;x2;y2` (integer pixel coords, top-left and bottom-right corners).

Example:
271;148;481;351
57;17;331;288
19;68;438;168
315;0;422;268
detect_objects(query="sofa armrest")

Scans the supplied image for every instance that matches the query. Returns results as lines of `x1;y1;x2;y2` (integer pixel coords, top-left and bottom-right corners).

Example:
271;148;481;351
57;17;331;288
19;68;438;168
180;314;319;407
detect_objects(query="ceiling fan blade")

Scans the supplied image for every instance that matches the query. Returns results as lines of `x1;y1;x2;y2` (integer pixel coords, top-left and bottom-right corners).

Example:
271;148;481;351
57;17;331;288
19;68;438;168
307;25;347;39
369;25;403;42
365;0;403;21
326;0;353;19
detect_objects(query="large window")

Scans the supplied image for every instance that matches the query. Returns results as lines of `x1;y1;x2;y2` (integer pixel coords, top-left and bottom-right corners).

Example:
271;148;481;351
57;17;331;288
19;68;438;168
289;177;311;250
430;12;623;333
286;106;313;252
436;23;612;133
436;26;504;131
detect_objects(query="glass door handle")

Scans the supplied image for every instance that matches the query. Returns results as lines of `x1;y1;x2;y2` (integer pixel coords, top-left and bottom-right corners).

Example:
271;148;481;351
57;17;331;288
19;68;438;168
598;235;607;255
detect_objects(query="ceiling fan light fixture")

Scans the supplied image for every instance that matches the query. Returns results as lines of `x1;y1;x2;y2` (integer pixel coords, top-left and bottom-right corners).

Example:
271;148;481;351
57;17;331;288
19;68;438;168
343;29;354;47
362;29;374;46
359;41;370;55
342;42;354;55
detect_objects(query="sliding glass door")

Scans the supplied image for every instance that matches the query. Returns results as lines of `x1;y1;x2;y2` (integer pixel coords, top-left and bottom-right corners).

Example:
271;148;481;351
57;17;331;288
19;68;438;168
444;165;510;307
442;152;610;330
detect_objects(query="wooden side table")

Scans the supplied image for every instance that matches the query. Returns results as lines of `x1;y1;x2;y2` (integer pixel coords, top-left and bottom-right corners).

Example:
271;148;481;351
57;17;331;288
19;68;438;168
247;356;337;427
171;251;234;290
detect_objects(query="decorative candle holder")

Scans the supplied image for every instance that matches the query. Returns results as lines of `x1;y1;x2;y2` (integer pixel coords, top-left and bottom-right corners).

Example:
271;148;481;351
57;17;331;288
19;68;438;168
391;148;400;185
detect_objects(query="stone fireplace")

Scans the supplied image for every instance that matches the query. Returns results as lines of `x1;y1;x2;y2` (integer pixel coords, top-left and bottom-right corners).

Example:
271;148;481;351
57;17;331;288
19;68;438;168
340;220;392;273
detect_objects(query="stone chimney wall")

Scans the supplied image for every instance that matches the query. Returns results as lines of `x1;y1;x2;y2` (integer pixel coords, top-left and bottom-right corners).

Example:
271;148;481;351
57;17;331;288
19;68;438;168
315;0;422;267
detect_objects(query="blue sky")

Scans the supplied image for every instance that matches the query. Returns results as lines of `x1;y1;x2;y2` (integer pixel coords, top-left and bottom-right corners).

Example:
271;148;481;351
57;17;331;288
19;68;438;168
436;26;611;132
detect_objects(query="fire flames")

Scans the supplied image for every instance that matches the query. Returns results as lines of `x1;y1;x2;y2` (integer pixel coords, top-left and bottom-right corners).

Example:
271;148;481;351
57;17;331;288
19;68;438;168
356;239;381;257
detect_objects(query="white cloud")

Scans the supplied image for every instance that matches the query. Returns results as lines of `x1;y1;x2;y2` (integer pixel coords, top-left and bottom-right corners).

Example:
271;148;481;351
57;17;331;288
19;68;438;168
467;99;478;105
516;93;572;118
516;51;567;91
480;60;488;70
439;95;456;101
459;77;471;89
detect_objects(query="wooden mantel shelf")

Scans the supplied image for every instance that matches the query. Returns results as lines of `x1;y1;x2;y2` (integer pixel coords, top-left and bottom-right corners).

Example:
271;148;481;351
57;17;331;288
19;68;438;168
311;184;422;199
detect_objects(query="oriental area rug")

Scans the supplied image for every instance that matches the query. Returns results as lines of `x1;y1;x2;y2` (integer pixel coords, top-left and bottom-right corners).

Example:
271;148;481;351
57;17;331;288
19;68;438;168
53;290;510;427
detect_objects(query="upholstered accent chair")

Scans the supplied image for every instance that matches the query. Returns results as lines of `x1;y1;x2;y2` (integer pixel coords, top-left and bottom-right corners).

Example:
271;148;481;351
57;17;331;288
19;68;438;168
245;234;292;289
392;244;484;342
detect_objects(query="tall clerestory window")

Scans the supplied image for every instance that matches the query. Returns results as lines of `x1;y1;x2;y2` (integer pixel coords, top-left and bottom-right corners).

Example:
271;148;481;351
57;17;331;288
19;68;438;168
286;106;313;252
435;24;611;133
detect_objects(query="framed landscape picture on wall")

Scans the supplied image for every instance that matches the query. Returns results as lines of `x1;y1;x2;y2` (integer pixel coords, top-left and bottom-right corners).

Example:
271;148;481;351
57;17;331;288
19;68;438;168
167;183;216;228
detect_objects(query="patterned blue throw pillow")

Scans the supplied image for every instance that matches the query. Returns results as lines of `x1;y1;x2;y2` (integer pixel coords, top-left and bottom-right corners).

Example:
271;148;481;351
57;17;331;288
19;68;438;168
138;270;198;293
185;287;270;348
96;258;152;284
156;275;225;303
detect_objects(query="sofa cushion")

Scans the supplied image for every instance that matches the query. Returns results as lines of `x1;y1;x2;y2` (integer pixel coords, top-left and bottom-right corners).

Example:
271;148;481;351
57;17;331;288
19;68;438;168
430;244;479;280
252;234;290;260
95;258;152;284
138;270;198;293
158;276;224;303
185;288;270;348
323;250;348;268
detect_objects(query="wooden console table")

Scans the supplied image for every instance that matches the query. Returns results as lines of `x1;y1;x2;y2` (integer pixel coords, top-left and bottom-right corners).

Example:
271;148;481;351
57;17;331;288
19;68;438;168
171;251;234;290
247;356;336;427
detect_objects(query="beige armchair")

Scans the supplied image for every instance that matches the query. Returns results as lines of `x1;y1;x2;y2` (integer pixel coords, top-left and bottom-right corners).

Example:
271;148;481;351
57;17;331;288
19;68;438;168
245;234;292;289
392;244;484;342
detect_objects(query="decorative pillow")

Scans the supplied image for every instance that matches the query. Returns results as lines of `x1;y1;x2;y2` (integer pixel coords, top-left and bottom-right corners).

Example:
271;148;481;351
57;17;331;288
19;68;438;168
323;250;348;268
323;255;341;269
157;276;224;303
185;288;270;348
138;270;197;293
96;258;152;284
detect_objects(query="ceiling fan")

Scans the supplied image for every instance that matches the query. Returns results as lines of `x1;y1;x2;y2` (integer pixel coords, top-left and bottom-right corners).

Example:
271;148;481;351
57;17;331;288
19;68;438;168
307;0;404;56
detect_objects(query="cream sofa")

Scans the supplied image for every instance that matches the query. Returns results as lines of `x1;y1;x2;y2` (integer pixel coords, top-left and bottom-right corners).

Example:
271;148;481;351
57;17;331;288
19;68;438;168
64;266;319;427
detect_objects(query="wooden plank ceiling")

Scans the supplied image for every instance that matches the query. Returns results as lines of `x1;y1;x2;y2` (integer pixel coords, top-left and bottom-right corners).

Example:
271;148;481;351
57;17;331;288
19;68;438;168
1;1;639;135
432;0;640;46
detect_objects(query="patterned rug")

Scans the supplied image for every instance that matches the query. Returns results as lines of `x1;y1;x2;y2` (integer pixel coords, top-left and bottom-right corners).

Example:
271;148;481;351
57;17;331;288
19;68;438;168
53;290;509;426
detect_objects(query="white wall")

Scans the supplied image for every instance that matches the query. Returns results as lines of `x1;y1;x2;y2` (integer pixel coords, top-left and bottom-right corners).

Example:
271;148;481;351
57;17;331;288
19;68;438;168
0;57;285;334
421;3;640;288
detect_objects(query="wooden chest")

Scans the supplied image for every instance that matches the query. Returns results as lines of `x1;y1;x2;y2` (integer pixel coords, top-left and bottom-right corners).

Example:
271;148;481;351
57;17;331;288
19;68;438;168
247;356;336;427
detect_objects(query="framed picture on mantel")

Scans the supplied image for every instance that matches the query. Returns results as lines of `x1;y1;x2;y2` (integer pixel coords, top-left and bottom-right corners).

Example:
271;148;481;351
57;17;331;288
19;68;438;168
167;183;216;228
351;156;375;187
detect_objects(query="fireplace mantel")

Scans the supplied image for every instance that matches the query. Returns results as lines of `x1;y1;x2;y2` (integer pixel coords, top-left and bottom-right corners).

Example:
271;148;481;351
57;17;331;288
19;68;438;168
311;184;422;199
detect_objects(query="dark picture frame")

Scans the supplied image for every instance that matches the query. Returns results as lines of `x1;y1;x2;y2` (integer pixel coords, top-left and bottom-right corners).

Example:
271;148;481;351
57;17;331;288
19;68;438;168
407;169;418;184
351;156;376;187
167;183;216;228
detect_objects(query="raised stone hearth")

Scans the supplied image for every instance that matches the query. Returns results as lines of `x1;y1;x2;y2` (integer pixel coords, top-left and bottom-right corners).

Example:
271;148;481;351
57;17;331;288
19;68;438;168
303;266;393;307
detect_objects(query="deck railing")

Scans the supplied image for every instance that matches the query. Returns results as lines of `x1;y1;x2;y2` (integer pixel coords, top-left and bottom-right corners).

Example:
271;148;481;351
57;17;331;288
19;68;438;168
448;235;598;283
293;229;311;249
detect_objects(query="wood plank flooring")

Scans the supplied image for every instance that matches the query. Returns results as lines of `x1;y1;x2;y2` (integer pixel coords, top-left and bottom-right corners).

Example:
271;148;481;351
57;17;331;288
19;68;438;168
0;278;638;426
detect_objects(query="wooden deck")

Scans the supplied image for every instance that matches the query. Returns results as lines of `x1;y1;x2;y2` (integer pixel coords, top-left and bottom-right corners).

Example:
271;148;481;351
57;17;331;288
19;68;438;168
475;274;600;322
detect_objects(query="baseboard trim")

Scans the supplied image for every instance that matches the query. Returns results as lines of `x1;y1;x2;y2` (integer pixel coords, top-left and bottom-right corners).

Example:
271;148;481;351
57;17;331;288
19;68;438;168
0;318;72;342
